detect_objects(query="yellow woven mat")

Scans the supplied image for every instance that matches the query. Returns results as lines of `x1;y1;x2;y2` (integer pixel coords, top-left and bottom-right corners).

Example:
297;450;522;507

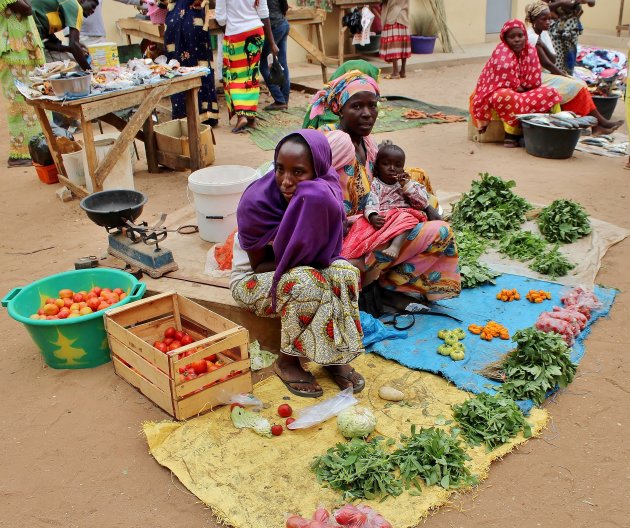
143;354;548;527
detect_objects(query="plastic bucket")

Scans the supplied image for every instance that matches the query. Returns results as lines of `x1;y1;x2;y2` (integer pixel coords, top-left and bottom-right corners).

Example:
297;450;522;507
2;269;146;369
411;35;437;54
592;94;619;121
84;133;135;193
521;120;581;159
62;149;85;187
188;165;257;242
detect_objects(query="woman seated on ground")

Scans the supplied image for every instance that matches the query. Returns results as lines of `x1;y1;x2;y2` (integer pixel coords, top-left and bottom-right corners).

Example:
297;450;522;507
231;129;365;398
308;70;461;303
471;19;562;148
525;0;622;135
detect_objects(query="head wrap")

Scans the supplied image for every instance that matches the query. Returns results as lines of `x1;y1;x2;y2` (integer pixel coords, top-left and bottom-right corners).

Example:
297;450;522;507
308;70;380;121
525;0;550;25
236;129;344;308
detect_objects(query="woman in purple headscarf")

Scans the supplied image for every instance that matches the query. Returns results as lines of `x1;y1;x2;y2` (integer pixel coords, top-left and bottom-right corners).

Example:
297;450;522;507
231;129;365;398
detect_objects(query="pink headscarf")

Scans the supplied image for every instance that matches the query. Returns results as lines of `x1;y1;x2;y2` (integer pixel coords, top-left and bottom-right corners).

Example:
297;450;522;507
309;70;380;120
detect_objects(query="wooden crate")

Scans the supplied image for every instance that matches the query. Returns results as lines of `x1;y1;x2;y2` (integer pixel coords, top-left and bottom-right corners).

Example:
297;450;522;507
104;291;252;420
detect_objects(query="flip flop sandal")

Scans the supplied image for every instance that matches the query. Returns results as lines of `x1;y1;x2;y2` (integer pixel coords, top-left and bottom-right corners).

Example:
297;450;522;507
327;367;365;394
272;364;323;398
231;124;248;134
503;139;520;148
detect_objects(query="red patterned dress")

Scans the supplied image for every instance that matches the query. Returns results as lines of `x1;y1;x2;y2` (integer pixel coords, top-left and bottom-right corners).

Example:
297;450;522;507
471;19;561;135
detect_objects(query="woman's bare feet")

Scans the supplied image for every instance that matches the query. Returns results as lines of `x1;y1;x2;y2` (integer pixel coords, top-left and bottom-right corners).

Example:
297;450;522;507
324;364;365;393
273;353;323;397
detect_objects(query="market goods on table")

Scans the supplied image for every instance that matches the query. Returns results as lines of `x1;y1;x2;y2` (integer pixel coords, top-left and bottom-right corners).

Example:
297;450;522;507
452;393;531;451
104;291;252;420
537;199;592;244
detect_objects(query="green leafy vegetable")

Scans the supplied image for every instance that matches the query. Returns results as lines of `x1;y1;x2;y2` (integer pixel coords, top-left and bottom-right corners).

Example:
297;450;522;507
498;230;547;262
452;393;532;451
529;245;575;278
451;173;531;239
392;426;477;490
311;437;402;501
459;258;501;289
537;199;591;244
230;407;272;438
499;328;578;404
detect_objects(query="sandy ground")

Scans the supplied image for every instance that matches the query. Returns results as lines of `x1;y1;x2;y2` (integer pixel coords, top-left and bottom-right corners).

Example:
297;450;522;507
1;61;629;528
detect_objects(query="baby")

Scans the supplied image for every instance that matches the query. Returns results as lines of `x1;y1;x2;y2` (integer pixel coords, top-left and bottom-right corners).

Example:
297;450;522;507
364;143;433;259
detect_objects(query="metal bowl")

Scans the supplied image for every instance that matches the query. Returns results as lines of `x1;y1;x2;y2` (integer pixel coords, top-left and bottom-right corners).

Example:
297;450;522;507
49;72;92;98
80;190;148;228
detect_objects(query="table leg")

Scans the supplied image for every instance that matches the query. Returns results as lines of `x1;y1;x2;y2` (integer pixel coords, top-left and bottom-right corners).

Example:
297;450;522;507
143;113;159;173
81;114;100;192
33;107;66;177
316;22;328;83
185;87;202;170
338;8;345;66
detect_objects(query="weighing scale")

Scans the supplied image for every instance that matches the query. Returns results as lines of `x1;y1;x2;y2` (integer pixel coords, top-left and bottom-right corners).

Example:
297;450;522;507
80;190;196;278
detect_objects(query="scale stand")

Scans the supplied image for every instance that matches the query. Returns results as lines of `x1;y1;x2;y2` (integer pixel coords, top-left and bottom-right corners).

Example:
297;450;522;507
106;213;178;278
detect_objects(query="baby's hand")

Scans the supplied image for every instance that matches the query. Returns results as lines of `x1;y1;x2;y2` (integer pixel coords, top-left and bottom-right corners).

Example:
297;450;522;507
368;213;386;230
397;172;411;186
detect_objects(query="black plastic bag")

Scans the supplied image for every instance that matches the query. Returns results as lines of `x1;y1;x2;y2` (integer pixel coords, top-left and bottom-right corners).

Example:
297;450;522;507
342;8;362;36
28;134;53;166
358;282;384;318
267;56;285;86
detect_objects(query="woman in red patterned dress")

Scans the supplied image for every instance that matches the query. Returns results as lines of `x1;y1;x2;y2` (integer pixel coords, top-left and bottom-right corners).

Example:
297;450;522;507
471;19;562;147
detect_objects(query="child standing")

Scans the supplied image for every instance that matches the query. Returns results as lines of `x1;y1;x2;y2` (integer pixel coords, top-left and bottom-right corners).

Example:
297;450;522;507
379;0;411;79
342;143;438;284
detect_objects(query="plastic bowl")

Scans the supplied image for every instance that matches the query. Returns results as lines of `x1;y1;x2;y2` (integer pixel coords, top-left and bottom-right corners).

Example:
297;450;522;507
2;269;146;369
521;119;581;160
80;189;147;228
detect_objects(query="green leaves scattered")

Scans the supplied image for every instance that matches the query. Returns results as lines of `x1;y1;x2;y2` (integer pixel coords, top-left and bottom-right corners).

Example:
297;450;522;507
451;173;531;239
455;228;501;289
538;199;591;244
498;230;547;262
529;244;575;278
392;426;477;490
310;437;402;501
452;393;531;451
499;328;578;404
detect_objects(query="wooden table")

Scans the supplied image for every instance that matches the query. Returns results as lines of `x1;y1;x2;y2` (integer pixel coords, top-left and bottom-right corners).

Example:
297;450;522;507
617;0;628;37
333;0;381;66
118;8;332;83
25;72;206;198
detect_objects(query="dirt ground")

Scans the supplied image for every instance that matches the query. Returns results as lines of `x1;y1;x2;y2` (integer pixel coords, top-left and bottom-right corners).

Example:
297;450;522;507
1;61;629;528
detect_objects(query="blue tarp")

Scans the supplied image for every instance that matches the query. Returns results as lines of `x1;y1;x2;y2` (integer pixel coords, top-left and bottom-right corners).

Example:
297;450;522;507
368;274;618;412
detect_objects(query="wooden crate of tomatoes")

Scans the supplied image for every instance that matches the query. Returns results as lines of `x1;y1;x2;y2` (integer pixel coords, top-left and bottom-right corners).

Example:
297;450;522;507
104;291;252;420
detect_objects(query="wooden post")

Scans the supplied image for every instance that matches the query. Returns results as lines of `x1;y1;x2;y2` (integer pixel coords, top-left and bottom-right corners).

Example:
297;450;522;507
143;113;159;173
81;113;100;192
338;6;345;66
316;21;328;83
618;0;626;37
33;107;66;177
185;87;202;171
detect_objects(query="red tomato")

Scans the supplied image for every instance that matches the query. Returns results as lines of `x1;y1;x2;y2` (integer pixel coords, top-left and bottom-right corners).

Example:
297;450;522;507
119;292;127;300
97;302;108;311
164;327;177;339
54;298;65;308
191;360;207;375
101;288;112;295
271;425;283;436
63;298;74;308
230;403;244;411
174;330;185;341
86;292;98;299
286;417;296;428
58;289;74;299
163;337;174;346
57;308;70;319
45;298;56;305
154;341;168;353
37;309;45;316
278;404;293;418
72;293;84;303
180;334;194;346
113;288;124;295
204;354;218;362
207;364;219;372
91;287;102;296
43;303;59;316
168;341;181;351
87;298;100;310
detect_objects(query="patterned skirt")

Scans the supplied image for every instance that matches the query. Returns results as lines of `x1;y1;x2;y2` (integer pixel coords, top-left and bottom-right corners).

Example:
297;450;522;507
379;23;411;62
222;26;265;118
231;261;364;365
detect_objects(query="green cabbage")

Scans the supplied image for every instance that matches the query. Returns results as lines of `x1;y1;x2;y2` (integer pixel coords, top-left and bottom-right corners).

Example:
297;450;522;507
230;407;272;438
337;406;377;439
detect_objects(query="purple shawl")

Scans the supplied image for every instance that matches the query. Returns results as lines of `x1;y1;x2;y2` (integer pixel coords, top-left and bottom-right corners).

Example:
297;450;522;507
237;129;345;308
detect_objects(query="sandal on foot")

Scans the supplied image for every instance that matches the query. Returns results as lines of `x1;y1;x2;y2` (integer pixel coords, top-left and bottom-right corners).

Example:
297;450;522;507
503;138;520;148
272;363;323;398
326;366;365;394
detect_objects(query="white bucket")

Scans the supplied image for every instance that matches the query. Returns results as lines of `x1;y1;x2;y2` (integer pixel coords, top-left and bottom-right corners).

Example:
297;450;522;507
61;149;85;187
188;165;257;243
84;133;135;193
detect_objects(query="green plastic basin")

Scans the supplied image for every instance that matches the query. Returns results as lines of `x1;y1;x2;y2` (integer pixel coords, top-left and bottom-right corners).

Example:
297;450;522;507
2;268;146;369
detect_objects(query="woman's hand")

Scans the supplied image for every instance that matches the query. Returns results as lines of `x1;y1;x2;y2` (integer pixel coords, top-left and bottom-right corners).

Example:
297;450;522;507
10;0;33;16
425;205;442;221
397;172;411;187
368;213;385;230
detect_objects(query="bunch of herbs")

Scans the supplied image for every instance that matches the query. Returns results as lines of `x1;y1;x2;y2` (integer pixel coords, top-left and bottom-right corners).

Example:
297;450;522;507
499;327;578;404
452;393;532;451
310;437;402;501
455;228;501;288
498;230;547;262
451;173;531;239
392;426;477;490
537;199;591;243
529;245;575;278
